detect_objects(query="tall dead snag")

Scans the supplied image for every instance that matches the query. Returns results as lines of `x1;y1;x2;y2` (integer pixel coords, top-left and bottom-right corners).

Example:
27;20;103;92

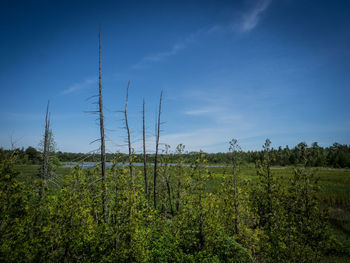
163;145;174;216
153;91;162;209
143;98;149;202
229;139;241;235
124;81;135;194
98;25;107;223
175;144;185;212
41;100;50;186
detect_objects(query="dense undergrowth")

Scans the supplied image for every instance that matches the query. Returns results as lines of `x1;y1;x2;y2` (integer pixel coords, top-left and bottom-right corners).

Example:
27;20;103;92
1;140;349;262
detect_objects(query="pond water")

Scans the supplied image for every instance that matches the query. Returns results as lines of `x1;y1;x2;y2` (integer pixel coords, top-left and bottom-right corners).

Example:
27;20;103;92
62;162;225;168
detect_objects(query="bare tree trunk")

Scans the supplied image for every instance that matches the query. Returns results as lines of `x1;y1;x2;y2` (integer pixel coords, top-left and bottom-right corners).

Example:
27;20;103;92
162;145;174;216
233;165;239;235
175;144;185;212
153;91;162;209
176;168;181;212
199;193;204;250
165;176;174;216
124;81;135;194
142;99;149;202
98;25;107;223
41;100;50;185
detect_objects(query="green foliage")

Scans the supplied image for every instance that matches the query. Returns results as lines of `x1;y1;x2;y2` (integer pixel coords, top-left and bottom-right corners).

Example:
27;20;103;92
0;152;34;261
0;140;346;262
25;146;41;164
280;167;336;261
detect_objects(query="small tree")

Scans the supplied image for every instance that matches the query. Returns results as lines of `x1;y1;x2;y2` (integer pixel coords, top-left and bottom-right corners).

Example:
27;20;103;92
250;139;286;261
25;146;41;164
38;101;60;190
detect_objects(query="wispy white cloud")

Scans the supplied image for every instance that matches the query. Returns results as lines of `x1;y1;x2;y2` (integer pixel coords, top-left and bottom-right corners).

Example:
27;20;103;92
185;107;221;116
184;106;242;122
181;88;243;123
159;126;263;152
237;0;272;32
158;120;340;153
216;114;243;124
132;0;272;69
146;43;185;62
132;28;207;69
132;44;184;69
62;77;96;95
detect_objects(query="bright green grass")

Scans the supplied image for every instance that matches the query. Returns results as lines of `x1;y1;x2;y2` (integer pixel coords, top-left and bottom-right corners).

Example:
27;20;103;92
15;164;350;211
14;165;71;186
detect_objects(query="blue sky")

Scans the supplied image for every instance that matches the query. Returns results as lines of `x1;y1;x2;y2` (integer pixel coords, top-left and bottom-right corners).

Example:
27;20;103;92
1;0;350;153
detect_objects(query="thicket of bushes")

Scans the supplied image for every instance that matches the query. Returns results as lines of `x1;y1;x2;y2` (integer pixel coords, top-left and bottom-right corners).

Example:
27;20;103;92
0;139;345;262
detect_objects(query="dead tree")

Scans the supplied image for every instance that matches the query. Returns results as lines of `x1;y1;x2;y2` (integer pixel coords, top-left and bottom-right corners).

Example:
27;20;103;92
153;91;163;209
41;100;50;186
163;145;174;216
175;144;185;212
229;139;241;235
124;81;135;194
142;98;149;202
98;25;108;223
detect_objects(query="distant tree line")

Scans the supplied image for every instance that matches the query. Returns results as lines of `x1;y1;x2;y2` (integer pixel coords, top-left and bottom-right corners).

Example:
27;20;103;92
1;141;349;168
0;146;60;166
207;142;350;168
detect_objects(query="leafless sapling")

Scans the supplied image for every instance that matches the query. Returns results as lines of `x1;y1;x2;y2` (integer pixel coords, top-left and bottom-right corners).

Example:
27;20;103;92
142;98;149;202
163;144;174;216
124;81;135;194
153;91;163;209
41;100;50;186
175;143;185;212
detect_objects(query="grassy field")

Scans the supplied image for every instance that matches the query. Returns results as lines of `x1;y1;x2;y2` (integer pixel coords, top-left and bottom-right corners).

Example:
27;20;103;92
14;164;350;261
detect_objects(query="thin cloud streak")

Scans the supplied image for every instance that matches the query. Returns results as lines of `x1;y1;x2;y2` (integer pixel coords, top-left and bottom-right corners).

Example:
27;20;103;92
132;43;184;69
145;43;185;62
132;28;208;69
159;127;264;152
132;0;272;68
238;0;272;32
62;77;96;95
185;107;221;116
